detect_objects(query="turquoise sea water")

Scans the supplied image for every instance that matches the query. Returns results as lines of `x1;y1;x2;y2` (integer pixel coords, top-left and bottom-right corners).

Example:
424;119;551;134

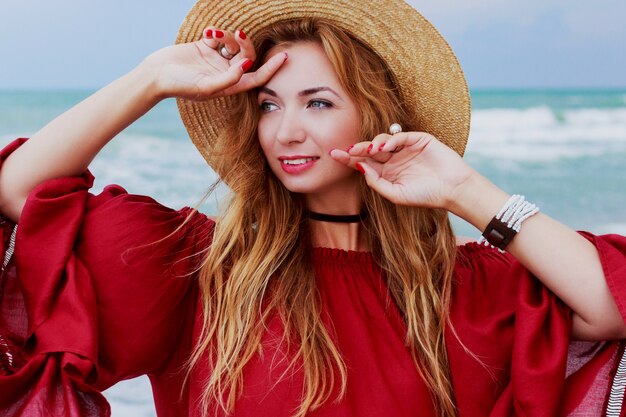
1;88;626;415
471;89;626;111
2;88;625;234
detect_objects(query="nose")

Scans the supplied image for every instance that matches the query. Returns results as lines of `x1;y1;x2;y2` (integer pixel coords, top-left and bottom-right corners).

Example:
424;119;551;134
275;111;306;145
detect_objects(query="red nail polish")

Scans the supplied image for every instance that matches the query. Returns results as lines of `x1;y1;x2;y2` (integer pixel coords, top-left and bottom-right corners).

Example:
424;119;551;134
241;59;253;72
379;143;386;151
367;144;373;153
204;29;213;37
356;163;366;175
238;30;247;40
346;145;354;152
215;30;224;38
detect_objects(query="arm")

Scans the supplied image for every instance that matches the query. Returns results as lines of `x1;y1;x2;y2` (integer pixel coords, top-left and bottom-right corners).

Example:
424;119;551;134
0;67;159;222
330;131;626;340
0;29;287;223
449;172;625;341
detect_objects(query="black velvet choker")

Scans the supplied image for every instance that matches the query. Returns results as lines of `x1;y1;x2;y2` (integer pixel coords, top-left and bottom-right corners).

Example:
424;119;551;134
305;210;368;223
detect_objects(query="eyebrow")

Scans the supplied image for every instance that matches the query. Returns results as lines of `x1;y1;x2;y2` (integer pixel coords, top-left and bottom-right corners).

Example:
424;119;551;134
259;86;342;100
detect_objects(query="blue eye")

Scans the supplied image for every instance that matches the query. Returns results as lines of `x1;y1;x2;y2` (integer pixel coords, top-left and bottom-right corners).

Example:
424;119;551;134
309;100;332;109
260;102;278;112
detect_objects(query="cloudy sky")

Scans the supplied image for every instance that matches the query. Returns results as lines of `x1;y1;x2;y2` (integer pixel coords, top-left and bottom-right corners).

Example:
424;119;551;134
0;0;624;90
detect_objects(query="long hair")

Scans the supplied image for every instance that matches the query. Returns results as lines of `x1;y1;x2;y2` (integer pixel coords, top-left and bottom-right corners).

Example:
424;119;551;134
186;18;458;417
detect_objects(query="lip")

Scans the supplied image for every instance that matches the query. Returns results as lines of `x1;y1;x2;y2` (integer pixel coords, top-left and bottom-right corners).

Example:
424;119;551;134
278;155;320;174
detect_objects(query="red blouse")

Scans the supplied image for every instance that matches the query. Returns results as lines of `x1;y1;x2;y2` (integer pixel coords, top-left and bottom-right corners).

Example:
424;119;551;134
1;138;626;416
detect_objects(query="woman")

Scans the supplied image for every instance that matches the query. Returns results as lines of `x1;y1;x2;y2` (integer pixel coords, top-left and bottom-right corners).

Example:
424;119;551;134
1;0;625;416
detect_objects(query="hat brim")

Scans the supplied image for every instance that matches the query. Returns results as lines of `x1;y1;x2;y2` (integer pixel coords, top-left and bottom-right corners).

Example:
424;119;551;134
176;0;471;173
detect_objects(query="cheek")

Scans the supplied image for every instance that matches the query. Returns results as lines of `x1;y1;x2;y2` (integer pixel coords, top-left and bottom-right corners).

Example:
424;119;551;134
333;114;362;146
257;120;272;156
349;110;363;138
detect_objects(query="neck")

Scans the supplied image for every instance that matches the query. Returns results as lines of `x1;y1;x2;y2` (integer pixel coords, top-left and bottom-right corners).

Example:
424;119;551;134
304;193;368;252
310;220;368;251
306;210;367;223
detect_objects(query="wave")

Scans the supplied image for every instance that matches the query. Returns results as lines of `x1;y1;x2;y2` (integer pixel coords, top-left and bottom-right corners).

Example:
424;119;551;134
468;107;626;161
3;105;626;180
0;133;224;213
90;133;225;211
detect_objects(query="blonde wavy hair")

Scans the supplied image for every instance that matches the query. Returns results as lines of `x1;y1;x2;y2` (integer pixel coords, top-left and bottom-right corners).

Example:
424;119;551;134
186;18;459;417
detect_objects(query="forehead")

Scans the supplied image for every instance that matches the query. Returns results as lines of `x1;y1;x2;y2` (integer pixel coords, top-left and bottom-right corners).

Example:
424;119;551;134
262;41;342;92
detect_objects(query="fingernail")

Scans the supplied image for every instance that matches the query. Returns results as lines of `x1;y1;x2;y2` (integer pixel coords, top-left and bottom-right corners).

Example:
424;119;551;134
356;163;366;175
215;30;224;38
328;148;336;155
346;145;354;153
284;52;289;60
241;59;254;72
379;143;386;151
204;29;213;37
238;30;247;40
367;144;373;154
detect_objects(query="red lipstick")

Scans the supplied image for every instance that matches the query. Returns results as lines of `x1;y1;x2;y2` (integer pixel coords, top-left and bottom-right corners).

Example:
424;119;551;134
278;155;320;174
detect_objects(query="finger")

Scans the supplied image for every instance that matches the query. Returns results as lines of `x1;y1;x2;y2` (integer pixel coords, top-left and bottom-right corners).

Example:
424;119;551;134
379;132;409;152
248;52;288;84
369;132;406;160
378;135;405;154
381;131;431;153
234;29;256;62
367;133;393;156
356;162;398;202
329;148;358;166
200;27;220;49
346;140;373;156
345;139;392;163
222;52;288;95
330;148;385;171
198;59;251;94
215;29;241;60
348;135;393;156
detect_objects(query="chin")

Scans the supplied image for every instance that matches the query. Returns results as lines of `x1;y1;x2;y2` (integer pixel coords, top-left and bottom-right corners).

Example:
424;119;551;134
279;179;320;195
280;175;361;198
267;169;311;192
269;164;359;196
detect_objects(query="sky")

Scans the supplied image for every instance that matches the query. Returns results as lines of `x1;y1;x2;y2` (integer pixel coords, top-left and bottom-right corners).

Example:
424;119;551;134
0;0;624;90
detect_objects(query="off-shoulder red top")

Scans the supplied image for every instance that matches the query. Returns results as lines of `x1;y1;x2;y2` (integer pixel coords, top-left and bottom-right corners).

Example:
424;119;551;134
1;138;626;416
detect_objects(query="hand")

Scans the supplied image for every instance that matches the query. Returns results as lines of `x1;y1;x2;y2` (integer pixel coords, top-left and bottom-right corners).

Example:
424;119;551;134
330;131;476;210
140;27;288;101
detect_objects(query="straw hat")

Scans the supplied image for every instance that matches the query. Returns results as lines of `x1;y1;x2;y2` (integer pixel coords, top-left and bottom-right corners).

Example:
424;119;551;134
176;0;470;176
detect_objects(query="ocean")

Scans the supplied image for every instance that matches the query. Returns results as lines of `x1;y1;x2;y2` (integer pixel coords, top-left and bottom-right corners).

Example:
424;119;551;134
1;88;626;415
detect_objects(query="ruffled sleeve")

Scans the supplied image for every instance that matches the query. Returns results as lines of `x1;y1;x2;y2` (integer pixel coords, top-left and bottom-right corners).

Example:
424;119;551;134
448;242;570;415
449;235;626;416
0;138;214;415
560;233;626;416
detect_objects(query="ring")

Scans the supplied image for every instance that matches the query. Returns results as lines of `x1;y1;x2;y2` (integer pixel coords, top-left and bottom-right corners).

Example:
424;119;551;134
389;123;403;135
219;45;236;60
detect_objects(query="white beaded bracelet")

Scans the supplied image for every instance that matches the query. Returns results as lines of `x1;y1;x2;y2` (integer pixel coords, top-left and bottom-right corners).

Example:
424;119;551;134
477;194;540;252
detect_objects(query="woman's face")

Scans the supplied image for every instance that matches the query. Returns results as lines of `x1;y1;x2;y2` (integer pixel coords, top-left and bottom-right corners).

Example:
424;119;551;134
257;41;362;203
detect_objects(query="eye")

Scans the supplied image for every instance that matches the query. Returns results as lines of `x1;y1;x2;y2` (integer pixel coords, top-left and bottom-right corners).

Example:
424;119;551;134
260;101;279;113
308;99;333;109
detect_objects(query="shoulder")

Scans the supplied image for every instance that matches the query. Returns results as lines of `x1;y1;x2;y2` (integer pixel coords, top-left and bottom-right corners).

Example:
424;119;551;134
85;185;214;237
78;188;215;276
455;240;515;271
452;241;522;309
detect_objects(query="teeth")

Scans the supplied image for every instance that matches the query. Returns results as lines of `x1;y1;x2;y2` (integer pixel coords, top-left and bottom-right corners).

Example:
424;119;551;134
283;157;317;165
